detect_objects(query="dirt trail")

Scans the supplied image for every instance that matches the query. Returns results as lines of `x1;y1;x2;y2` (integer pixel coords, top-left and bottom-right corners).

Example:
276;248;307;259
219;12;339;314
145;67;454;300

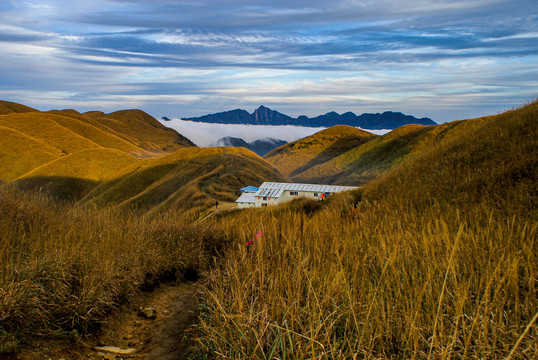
11;282;200;360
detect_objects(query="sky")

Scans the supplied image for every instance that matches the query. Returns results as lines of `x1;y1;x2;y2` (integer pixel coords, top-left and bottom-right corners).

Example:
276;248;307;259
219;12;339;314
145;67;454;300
0;0;536;123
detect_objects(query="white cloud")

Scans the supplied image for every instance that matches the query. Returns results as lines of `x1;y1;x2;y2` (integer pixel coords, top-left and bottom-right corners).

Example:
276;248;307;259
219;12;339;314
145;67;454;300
161;119;326;147
160;118;389;147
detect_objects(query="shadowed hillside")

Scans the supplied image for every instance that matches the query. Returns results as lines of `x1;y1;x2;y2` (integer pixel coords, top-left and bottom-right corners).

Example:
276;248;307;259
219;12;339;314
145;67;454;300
85;147;289;213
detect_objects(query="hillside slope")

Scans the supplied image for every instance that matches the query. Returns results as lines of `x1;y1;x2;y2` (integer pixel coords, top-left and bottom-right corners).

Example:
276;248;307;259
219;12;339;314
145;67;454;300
196;101;537;359
365;100;537;213
0;101;288;209
264;125;376;179
88;109;195;153
293;119;488;185
85;147;289;213
0;100;37;115
15;149;139;200
0;101;196;184
0;126;64;181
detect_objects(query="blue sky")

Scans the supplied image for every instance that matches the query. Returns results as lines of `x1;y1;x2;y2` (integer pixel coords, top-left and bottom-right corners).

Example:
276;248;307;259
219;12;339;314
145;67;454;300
0;0;536;123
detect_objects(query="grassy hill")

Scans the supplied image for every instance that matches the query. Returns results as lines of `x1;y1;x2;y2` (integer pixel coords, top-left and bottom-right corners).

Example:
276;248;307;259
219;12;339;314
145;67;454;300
296;119;487;185
264;125;376;179
0;101;288;206
87;109;195;153
365;101;537;213
265;116;492;186
195;101;537;359
0;100;37;115
85;147;289;213
0;126;64;181
0;101;205;200
15;149;139;201
1;100;535;358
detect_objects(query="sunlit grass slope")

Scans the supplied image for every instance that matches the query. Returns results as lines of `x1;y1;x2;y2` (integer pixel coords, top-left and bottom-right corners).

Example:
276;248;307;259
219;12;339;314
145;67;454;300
15;149;139;201
195;101;537;359
264;125;376;178
45;110;149;156
86;147;290;213
0;112;102;154
0;101;204;201
295;119;488;185
366;101;537;214
0;126;63;181
88;109;195;153
0;100;36;115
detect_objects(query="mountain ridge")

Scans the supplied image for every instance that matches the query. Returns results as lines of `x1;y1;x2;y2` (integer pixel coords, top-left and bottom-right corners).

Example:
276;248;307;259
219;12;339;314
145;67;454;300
183;105;436;129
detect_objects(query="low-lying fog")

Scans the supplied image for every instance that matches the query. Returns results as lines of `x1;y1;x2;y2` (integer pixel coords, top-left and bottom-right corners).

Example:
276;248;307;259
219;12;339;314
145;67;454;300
161;118;391;147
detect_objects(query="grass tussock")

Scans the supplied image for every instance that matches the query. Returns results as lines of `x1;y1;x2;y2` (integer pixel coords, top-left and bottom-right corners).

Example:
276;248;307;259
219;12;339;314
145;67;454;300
0;185;221;352
193;101;538;359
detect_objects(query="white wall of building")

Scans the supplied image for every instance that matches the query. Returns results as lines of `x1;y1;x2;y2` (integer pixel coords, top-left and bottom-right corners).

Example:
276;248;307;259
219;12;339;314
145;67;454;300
238;202;255;208
279;190;321;203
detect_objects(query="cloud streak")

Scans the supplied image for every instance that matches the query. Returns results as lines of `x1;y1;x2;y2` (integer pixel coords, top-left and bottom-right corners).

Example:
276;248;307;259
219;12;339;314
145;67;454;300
0;0;536;122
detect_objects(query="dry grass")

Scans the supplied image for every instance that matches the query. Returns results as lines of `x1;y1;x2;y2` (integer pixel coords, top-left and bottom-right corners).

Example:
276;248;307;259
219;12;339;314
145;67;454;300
193;101;538;359
0;185;220;352
18;148;138;182
0;104;196;184
291;118;488;186
196;200;536;359
91;109;195;152
1;100;536;358
85;147;289;213
265;126;375;179
0;126;63;181
0;112;101;154
0;100;37;115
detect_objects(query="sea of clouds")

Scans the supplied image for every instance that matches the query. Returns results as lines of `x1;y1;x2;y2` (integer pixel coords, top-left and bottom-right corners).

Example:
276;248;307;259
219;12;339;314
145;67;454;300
160;118;391;147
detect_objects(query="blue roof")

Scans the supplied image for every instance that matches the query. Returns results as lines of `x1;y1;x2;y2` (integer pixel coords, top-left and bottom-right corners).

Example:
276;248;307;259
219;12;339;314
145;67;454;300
240;186;259;193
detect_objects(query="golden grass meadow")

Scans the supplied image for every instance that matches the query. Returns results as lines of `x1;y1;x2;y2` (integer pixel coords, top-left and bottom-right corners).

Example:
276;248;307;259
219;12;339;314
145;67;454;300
0;100;536;358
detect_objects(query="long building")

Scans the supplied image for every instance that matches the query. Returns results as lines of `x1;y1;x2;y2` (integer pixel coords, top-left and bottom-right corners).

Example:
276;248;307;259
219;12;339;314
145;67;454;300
236;182;357;208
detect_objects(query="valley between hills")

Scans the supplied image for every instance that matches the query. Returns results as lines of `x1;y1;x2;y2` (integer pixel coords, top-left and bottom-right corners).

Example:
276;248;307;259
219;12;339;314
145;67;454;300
0;100;536;359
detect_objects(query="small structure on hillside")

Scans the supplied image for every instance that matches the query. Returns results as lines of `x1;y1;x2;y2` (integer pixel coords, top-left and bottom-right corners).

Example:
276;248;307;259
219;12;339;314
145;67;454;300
235;182;357;208
236;186;259;208
240;186;259;193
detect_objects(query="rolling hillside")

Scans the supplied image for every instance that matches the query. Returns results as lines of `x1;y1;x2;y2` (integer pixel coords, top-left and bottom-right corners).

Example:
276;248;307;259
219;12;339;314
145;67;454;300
0;100;287;209
195;101;538;359
15;149;139;201
0;100;37;115
85;146;289;213
0;102;195;183
86;109;195;153
266;116;490;185
264;125;376;178
365;100;537;212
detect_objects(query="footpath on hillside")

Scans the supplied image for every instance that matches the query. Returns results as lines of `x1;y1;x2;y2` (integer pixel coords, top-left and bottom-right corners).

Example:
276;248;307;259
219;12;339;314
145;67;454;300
9;282;200;360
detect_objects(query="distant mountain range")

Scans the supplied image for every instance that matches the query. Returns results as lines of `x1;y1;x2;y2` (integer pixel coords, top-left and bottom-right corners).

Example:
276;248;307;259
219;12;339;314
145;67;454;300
183;105;436;129
213;136;287;156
